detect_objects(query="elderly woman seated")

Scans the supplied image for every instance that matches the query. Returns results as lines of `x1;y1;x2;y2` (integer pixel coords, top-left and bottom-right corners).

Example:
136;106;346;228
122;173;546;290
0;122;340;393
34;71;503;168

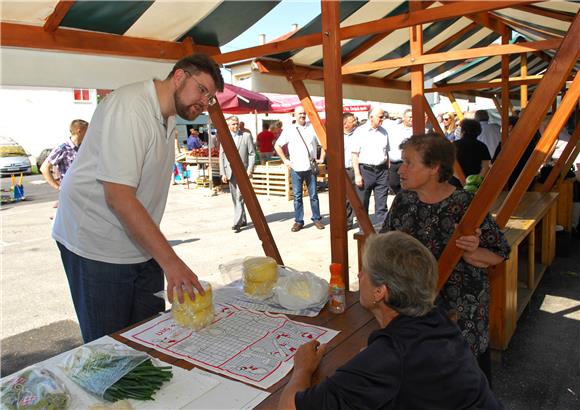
278;232;501;410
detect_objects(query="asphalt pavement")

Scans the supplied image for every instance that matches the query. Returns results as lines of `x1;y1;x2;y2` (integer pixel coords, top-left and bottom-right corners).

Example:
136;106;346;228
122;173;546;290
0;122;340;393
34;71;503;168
1;174;578;409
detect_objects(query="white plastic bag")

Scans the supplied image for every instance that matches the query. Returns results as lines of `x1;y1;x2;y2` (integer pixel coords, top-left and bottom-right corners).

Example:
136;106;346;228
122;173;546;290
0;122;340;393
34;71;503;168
274;268;328;310
1;366;71;409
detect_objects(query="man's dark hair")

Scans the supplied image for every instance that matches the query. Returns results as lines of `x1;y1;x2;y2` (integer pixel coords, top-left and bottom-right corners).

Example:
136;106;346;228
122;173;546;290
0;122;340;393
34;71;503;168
474;109;489;122
460;119;482;139
400;133;456;182
168;54;225;92
343;112;355;122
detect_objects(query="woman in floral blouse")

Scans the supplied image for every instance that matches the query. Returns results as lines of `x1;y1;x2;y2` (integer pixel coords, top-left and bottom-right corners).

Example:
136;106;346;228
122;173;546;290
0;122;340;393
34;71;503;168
380;133;510;386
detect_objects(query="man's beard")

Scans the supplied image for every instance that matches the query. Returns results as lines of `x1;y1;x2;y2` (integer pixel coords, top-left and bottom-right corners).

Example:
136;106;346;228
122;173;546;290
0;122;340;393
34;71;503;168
174;83;204;121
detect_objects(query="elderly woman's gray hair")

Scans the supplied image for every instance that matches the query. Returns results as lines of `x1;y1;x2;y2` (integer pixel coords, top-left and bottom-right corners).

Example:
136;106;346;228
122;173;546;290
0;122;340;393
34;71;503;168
363;232;438;317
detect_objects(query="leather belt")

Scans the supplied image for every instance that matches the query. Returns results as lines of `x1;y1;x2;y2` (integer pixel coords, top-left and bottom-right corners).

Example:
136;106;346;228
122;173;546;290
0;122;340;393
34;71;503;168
361;163;387;172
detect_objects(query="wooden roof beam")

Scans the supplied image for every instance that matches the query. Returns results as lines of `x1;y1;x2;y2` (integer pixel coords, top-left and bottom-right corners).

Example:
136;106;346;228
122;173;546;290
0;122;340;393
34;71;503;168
436;10;580;288
342;38;560;75
255;58;411;91
214;0;536;64
427;75;547;93
514;4;575;22
43;0;75;32
0;22;220;61
384;21;479;80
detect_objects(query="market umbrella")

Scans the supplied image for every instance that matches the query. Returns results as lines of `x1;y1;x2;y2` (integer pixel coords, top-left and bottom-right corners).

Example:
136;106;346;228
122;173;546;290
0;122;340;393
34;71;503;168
216;83;271;114
264;93;370;113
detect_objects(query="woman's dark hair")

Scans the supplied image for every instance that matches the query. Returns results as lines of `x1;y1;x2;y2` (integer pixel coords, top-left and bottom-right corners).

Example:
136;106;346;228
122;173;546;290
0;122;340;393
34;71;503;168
460;119;482;139
168;54;224;92
400;133;455;182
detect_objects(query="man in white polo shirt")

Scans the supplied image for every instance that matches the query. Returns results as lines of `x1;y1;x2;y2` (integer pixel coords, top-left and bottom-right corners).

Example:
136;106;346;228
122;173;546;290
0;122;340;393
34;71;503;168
275;106;326;232
351;107;390;225
52;54;224;342
388;108;414;195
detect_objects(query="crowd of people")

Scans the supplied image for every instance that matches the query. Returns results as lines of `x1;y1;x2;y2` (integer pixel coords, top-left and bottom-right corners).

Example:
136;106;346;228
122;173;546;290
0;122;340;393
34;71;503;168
40;52;578;409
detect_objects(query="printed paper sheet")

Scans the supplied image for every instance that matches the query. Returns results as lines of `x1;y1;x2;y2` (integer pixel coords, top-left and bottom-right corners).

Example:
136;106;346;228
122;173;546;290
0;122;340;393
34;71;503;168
121;304;338;389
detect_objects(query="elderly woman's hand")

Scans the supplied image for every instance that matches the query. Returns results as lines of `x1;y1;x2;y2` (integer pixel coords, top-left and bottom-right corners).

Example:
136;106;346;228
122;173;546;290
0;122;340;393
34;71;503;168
293;340;327;375
455;228;480;253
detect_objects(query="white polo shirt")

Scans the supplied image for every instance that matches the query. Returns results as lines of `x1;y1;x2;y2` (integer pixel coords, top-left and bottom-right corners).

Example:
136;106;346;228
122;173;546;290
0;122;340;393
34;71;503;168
53;80;176;264
389;124;413;162
275;123;319;172
351;124;390;166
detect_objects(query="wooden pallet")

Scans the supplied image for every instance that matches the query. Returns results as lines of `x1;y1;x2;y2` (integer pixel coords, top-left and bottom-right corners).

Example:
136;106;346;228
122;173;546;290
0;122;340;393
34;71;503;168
250;161;327;201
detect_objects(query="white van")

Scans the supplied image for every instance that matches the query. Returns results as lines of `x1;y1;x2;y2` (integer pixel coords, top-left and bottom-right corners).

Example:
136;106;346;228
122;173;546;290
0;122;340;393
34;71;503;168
0;136;32;176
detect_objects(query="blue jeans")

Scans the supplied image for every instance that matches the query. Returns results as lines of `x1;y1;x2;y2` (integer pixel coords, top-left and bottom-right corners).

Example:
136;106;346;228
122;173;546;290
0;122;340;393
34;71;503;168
291;169;321;224
57;242;165;343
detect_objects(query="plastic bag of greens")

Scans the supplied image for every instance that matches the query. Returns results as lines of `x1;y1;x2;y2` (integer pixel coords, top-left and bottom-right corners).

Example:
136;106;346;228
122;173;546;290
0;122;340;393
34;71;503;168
61;344;148;399
1;366;71;409
61;344;172;402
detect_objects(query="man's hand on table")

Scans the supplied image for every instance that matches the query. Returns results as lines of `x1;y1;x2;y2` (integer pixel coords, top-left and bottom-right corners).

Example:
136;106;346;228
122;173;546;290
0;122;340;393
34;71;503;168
165;259;205;304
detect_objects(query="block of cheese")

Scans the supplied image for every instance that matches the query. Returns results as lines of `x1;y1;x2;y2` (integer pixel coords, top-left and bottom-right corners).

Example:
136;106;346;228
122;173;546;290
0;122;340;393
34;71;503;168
243;256;278;298
171;281;214;330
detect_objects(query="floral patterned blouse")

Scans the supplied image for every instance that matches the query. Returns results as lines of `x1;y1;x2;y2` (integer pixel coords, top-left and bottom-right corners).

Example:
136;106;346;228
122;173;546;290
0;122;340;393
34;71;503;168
380;189;510;356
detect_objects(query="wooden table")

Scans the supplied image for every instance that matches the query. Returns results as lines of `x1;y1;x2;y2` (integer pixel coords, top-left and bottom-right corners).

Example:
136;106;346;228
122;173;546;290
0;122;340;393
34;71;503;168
112;292;376;409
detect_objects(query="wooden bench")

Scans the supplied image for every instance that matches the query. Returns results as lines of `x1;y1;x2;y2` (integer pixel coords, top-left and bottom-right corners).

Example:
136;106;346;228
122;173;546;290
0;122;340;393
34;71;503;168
353;191;558;350
488;191;558;350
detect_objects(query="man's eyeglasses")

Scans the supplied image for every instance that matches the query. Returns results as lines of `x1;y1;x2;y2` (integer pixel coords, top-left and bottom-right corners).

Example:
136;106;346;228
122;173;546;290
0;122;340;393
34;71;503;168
184;71;217;106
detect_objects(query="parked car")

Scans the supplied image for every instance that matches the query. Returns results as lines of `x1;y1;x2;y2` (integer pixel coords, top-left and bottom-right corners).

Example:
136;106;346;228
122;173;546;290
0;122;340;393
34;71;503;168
0;136;32;176
36;147;53;170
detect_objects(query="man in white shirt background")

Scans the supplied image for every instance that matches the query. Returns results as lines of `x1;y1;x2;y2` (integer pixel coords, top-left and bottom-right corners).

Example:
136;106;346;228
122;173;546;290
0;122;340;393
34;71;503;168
388;108;414;195
274;106;326;232
343;112;358;230
351;107;390;226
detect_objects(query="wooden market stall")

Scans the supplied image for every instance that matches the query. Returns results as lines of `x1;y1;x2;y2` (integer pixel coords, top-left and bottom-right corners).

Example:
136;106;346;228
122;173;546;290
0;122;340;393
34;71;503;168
1;0;578;361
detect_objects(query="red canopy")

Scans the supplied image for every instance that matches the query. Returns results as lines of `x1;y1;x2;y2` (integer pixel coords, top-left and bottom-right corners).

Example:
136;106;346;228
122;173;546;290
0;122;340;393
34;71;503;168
264;93;370;113
217;84;271;114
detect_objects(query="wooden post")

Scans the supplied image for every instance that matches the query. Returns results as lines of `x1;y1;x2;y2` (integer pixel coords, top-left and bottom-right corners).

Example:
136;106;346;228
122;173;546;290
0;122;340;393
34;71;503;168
501;28;511;144
496;74;580;228
321;0;349;287
520;52;528;109
409;1;425;134
208;104;283;265
447;93;464;121
436;12;580;289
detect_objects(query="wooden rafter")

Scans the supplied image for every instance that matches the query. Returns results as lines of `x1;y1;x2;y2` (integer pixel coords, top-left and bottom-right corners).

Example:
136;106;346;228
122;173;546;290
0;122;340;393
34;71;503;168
255;58;410;91
384;21;479;80
207;104;283;265
447;93;464;120
436;11;580;289
514;4;575;22
541;124;580;192
341;38;560;75
214;0;535;64
1;22;219;61
43;0;75;32
520;53;529;108
496;75;580;227
342;31;394;66
426;75;548;93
